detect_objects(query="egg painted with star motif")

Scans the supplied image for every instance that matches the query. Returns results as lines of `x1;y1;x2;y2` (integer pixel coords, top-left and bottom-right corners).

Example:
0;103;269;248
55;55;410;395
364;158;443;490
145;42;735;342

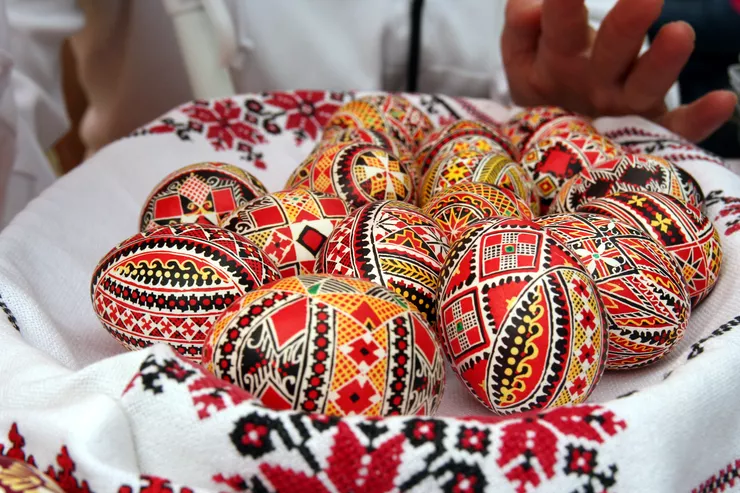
470;153;540;215
536;213;691;369
91;224;281;360
578;191;721;307
315;200;449;325
203;274;446;417
139;162;268;231
287;142;414;210
419;150;487;206
220;188;351;277
437;217;608;415
551;153;704;213
502;107;596;152
422;182;533;243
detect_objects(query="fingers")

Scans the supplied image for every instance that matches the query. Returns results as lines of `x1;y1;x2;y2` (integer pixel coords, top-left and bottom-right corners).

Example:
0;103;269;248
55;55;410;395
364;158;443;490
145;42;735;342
623;22;695;113
590;0;664;85
540;0;591;56
502;0;543;58
658;91;738;143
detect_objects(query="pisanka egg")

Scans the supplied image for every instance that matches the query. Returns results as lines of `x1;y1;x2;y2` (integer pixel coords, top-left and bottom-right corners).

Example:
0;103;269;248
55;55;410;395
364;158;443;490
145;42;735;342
315;200;449;325
520;132;622;213
139;162;267;231
422;182;533;243
552;153;704;213
286;142;413;209
536;213;691;369
202;274;446;416
579;191;722;307
91;223;281;360
220;188;351;276
501;106;575;151
419;150;487;206
437;217;608;415
0;457;63;492
415;120;518;179
472;153;540;215
324;94;434;152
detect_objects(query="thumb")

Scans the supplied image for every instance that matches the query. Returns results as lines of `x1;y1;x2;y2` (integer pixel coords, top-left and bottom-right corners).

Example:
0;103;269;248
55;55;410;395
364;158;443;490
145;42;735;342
658;90;738;143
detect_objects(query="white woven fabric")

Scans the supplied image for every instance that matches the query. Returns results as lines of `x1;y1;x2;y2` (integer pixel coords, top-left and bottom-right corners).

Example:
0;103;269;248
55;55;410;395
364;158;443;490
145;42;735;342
0;92;738;492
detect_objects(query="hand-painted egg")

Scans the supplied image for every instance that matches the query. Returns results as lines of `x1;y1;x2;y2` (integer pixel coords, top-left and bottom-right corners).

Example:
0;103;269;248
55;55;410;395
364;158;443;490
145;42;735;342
422;182;533;243
324;94;434;152
91;224;281;360
471;153;540;215
139;162;268;231
503;111;597;153
419;150;487;206
220;188;351;277
578;191;722;307
536;213;691;369
520;133;622;213
415;120;518;179
203;274;446;417
437;217;607;415
552;154;704;213
315;200;449;324
0;457;64;493
287;142;413;210
501;106;575;150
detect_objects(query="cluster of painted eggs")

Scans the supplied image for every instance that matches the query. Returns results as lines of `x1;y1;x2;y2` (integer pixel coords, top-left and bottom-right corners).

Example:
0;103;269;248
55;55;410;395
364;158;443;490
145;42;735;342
90;98;723;419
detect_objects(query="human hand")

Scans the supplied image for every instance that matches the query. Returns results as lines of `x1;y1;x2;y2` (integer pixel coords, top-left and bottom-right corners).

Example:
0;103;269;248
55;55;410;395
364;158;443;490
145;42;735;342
501;0;739;143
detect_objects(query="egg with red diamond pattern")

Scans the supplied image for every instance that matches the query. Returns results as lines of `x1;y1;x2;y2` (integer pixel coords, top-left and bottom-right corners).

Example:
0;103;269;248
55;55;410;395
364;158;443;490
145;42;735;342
422;182;533;243
437;217;608;415
287;142;413;210
520;133;622;213
315;200;449;325
91;223;281;360
140;162;268;231
578;191;722;307
202;274;446;417
220;188;351;277
536;213;691;369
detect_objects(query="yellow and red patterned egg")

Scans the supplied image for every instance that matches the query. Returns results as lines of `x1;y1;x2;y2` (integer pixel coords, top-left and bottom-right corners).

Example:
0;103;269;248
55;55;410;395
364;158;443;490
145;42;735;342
520;133;622;213
0;457;64;493
139;162;267;231
324;94;434;152
422;182;533;243
315;200;449;324
91;224;281;360
437;217;607;415
471;153;540;215
220;188;351;277
552;154;704;213
415;120;518;179
203;274;446;417
287;142;413;210
536;213;691;369
578;191;722;307
501;106;575;151
419;150;487;206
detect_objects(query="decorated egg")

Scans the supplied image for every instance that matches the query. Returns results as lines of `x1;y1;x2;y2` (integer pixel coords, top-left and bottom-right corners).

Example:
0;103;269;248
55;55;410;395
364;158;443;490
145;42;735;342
552;153;704;213
437;217;607;415
287;142;413;209
422;182;533;243
419;150;487;206
91;224;281;360
139;162;267;231
520;133;622;213
203;274;446;417
504;111;597;152
501;106;575;150
324;94;434;151
315;200;449;324
0;457;64;493
415;120;518;179
471;153;540;215
579;191;722;307
220;188;351;276
536;213;691;369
